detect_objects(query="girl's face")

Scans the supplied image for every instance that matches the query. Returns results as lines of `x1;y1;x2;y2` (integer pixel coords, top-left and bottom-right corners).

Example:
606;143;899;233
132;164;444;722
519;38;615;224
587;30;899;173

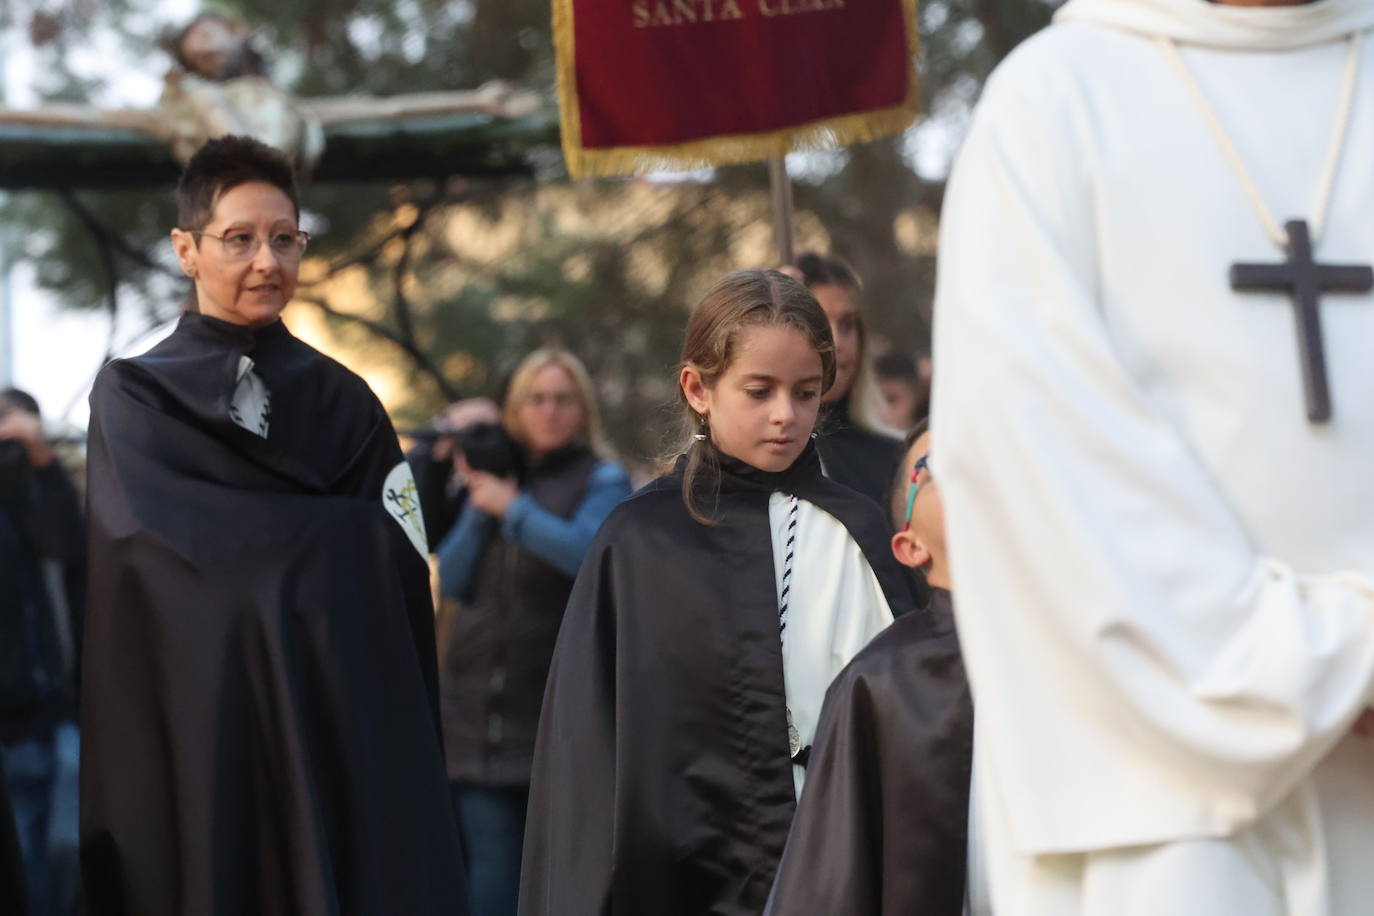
681;325;825;473
810;283;861;404
515;364;586;456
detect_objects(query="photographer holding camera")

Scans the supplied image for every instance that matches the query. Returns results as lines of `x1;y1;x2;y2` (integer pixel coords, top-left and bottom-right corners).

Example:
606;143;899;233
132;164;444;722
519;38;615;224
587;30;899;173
0;389;84;916
434;349;630;916
406;397;505;550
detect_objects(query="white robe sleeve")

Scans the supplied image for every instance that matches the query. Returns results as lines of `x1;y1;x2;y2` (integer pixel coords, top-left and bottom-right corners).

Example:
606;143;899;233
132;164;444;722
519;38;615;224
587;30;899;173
933;62;1374;856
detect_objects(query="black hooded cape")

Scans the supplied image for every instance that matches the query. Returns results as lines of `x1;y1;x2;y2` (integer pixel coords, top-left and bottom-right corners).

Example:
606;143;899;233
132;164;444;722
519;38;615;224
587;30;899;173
764;588;973;916
518;443;915;916
80;312;465;916
813;396;902;508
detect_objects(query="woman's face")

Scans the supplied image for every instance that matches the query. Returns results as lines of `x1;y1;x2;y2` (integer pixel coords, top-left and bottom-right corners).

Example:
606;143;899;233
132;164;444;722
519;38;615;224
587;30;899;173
680;325;824;473
810;283;861;404
171;181;300;329
516;365;586;456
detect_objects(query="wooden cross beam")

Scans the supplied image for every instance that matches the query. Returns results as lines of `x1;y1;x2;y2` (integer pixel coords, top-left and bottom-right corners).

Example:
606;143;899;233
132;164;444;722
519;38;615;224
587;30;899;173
0;110;559;191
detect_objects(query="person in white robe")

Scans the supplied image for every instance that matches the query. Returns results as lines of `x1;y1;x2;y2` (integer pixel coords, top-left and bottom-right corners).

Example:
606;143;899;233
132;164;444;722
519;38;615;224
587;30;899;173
933;1;1374;914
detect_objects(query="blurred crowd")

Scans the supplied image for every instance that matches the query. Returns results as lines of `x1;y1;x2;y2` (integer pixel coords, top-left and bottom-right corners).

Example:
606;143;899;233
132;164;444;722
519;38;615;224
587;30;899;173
1;244;932;915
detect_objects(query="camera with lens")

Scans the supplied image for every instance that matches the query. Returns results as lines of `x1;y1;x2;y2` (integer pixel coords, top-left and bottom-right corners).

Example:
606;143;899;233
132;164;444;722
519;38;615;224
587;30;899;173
455;422;524;480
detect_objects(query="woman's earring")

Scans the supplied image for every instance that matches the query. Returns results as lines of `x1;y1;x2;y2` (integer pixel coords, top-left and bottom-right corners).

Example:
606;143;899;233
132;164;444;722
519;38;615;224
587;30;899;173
810;432;818;439
693;417;708;442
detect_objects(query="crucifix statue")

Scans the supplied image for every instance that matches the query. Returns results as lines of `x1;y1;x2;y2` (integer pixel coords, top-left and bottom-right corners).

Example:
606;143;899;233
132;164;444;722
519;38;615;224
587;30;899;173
1;12;542;175
1230;219;1373;424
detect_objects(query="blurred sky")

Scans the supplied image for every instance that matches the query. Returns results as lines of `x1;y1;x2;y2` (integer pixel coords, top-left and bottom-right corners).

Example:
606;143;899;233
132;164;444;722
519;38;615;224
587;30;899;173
2;0;197;430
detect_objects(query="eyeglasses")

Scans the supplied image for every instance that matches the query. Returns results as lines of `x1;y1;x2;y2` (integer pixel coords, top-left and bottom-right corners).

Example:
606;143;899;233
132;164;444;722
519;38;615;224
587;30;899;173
188;229;311;262
902;452;931;531
525;392;578;409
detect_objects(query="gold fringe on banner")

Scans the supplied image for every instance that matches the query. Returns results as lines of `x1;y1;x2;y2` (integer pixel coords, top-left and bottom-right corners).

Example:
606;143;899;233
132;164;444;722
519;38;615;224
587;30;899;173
552;0;921;180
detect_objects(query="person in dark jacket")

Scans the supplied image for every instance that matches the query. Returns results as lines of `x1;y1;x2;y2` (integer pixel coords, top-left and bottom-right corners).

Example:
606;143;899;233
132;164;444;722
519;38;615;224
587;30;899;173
791;252;901;506
406;397;502;551
435;348;630;916
0;389;84;916
765;420;974;915
1;776;27;916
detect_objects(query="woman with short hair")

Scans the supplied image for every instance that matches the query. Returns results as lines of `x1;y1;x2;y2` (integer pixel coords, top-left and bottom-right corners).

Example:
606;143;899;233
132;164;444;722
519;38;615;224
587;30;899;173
81;135;465;916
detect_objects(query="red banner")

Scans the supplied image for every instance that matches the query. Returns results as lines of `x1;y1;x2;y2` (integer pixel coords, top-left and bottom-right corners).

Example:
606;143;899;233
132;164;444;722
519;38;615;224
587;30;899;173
553;0;920;178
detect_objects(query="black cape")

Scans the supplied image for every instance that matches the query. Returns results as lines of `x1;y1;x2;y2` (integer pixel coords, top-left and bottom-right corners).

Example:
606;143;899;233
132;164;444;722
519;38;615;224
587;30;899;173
0;777;26;916
764;588;973;916
81;313;465;916
519;443;915;916
813;397;902;508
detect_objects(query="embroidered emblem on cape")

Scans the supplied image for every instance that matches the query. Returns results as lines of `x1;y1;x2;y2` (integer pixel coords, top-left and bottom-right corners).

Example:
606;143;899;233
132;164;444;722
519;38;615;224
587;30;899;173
229;355;271;438
383;461;428;560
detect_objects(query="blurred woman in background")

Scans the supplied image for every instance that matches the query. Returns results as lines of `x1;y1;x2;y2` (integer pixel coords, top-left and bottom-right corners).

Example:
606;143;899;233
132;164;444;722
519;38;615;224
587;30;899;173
435;348;631;916
873;350;931;432
793;252;902;506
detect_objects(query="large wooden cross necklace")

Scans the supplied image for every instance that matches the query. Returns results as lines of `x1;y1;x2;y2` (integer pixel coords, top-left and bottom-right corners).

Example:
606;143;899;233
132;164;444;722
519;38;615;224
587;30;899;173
1157;33;1372;423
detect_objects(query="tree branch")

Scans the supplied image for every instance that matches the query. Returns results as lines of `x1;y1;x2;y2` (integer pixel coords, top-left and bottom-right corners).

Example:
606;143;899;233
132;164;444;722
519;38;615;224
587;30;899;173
296;181;495;288
293;187;471;409
389;198;438;348
57;188;122;362
293;294;460;402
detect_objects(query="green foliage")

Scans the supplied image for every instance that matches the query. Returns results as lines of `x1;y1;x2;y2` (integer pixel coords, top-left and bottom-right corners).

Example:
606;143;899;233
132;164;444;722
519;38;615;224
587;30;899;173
5;0;1063;459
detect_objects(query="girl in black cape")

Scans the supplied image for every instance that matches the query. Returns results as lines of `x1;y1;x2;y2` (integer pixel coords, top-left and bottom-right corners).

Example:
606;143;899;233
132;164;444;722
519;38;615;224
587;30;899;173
519;270;914;916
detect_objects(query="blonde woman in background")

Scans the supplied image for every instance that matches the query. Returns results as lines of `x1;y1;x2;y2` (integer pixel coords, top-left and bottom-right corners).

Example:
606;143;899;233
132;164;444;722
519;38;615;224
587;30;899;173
434;348;631;916
520;270;907;916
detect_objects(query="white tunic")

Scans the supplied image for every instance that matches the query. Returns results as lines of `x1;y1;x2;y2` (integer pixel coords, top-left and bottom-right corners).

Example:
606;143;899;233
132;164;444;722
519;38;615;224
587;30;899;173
767;492;894;797
934;2;1374;913
229;355;271;438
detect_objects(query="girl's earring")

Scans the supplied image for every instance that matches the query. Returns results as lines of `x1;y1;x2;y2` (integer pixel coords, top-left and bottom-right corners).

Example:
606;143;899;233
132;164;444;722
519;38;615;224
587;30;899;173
693;416;708;442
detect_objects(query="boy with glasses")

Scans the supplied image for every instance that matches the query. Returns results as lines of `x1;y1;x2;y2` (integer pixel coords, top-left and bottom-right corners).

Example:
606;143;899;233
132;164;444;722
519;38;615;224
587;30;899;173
766;420;975;915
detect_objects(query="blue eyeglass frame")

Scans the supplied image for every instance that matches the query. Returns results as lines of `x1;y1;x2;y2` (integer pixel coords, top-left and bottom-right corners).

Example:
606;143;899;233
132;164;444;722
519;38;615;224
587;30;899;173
902;453;931;531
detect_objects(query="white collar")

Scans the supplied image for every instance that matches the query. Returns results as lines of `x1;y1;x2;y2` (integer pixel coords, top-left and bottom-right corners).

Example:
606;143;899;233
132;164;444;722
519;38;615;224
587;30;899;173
1055;0;1374;50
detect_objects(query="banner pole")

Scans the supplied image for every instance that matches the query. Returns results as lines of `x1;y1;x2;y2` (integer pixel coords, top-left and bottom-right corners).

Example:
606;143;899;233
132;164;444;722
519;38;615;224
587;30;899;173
768;156;795;266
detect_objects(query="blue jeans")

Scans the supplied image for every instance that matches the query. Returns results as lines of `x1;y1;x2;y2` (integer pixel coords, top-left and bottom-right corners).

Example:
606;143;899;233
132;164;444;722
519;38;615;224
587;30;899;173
0;725;79;916
48;723;79;916
451;783;528;916
2;733;56;916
